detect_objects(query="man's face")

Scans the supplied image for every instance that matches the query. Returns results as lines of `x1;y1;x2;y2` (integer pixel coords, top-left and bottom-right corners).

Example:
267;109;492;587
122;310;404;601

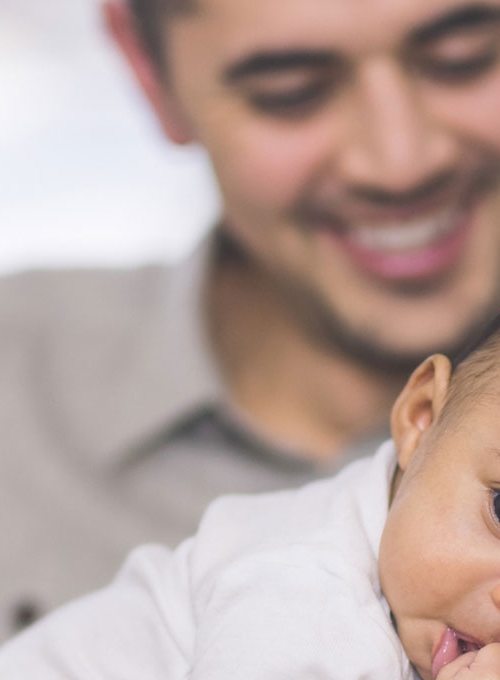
162;0;500;364
379;392;500;680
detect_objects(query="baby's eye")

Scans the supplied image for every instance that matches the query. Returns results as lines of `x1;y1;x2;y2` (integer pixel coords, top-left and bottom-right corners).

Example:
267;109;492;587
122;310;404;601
493;490;500;523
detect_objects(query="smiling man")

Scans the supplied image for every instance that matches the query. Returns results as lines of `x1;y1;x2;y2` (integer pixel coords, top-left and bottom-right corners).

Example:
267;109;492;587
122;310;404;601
110;0;500;432
0;0;500;642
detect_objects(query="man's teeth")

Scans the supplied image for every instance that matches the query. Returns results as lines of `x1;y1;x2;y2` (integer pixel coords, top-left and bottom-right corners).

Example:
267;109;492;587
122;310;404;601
350;209;459;252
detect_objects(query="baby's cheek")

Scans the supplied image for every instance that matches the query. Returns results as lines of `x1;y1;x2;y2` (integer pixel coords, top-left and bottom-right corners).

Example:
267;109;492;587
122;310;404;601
378;514;423;610
380;488;463;614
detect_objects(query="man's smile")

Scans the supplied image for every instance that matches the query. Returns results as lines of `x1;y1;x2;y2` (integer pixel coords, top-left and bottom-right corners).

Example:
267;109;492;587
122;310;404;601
348;205;462;253
295;160;500;284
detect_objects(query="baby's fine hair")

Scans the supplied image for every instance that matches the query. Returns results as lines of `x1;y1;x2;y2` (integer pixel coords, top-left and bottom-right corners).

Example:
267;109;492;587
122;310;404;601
443;311;500;423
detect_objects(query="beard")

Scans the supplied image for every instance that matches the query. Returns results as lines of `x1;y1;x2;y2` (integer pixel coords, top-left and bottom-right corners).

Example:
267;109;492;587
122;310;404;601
267;269;500;375
218;227;500;375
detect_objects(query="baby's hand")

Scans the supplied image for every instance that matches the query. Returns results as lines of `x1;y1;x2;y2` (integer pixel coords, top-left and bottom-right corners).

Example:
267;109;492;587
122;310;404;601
436;643;500;679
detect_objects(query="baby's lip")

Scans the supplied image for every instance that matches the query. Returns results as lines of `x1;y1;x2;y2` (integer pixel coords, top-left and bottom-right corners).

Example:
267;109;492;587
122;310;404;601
431;627;483;679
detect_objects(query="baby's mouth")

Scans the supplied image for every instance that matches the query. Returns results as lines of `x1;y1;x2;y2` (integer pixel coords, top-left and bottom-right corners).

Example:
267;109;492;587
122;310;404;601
431;627;482;679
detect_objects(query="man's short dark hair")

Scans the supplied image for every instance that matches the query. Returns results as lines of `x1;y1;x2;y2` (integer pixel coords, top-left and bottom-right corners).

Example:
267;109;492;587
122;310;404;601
129;0;164;65
129;0;195;67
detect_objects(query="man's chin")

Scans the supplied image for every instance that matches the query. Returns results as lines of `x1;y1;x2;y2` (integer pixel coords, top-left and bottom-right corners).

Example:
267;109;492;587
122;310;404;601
322;316;500;374
282;282;500;374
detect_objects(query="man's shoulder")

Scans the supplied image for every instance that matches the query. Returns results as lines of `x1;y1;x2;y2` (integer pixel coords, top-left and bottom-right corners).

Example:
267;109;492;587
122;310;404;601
0;265;179;417
0;241;217;466
0;265;170;330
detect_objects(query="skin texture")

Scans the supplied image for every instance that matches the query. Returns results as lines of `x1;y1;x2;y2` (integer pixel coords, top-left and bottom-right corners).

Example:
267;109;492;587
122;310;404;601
380;354;500;680
105;0;500;458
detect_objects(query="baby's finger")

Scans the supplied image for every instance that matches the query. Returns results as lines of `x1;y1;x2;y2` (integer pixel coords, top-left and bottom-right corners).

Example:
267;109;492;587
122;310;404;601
437;643;500;679
472;643;500;672
436;650;477;679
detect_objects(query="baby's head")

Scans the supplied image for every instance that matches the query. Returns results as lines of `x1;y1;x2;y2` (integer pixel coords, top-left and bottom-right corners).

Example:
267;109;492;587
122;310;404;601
379;313;500;680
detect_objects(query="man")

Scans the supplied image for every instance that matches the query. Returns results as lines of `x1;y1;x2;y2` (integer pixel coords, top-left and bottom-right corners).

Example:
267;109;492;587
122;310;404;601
1;0;499;641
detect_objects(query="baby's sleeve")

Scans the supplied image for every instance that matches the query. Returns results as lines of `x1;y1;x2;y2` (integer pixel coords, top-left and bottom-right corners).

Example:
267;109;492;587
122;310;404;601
0;542;196;680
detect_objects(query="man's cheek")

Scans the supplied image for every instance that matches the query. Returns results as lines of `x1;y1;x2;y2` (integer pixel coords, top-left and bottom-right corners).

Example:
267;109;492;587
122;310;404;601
429;85;500;150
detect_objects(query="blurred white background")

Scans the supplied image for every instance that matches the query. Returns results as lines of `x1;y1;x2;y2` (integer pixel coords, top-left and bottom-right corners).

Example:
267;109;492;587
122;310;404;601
0;0;220;274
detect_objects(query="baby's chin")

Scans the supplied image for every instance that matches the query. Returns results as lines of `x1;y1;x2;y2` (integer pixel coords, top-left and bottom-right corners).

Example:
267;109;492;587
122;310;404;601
414;663;432;680
398;645;431;680
386;617;430;680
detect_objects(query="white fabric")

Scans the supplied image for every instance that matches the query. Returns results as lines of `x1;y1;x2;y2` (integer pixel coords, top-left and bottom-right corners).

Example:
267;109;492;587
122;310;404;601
0;441;418;679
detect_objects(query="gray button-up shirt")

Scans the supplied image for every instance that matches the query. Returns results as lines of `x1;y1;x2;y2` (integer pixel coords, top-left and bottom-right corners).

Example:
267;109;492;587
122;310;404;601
0;231;388;641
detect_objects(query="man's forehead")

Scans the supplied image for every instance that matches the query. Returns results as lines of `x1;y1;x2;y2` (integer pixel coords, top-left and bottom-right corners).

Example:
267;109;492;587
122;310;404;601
180;0;499;23
169;0;500;53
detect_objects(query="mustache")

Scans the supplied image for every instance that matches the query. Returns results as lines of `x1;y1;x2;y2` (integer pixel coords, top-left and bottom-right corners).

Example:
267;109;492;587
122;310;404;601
291;159;500;227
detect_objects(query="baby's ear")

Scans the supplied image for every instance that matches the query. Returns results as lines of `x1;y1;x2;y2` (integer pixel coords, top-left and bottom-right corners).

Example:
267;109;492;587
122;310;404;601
391;354;452;471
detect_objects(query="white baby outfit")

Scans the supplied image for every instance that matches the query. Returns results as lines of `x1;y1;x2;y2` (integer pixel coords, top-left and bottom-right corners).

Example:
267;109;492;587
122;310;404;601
0;441;418;679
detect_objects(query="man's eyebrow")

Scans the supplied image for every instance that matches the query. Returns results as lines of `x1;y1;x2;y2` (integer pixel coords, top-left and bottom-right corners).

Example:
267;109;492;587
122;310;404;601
410;4;500;45
223;50;338;83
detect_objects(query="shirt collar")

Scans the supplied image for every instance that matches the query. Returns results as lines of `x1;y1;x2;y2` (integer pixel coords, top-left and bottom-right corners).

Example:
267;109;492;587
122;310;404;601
156;230;225;429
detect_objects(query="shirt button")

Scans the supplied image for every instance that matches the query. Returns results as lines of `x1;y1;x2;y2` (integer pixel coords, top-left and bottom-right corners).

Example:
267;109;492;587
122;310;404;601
11;599;43;633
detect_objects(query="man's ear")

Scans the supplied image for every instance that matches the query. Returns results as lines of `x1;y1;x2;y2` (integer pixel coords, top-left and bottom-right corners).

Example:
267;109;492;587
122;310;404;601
102;0;194;144
391;354;452;471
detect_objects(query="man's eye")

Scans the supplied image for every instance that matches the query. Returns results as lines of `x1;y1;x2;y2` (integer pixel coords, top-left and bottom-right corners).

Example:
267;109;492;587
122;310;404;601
246;80;333;118
417;50;498;84
492;490;500;523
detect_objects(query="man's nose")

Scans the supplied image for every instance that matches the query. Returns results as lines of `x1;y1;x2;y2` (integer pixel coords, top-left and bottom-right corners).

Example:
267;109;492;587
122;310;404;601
337;58;458;195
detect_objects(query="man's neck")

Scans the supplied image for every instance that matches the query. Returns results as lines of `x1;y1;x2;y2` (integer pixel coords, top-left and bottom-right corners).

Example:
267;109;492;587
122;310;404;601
207;240;404;463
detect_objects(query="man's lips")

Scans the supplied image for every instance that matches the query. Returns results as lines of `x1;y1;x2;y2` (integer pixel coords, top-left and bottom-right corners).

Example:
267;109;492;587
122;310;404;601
295;165;498;282
315;203;473;282
431;627;483;679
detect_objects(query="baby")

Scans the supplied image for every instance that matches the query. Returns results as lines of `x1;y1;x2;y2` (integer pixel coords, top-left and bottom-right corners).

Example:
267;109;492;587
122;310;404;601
2;314;500;679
